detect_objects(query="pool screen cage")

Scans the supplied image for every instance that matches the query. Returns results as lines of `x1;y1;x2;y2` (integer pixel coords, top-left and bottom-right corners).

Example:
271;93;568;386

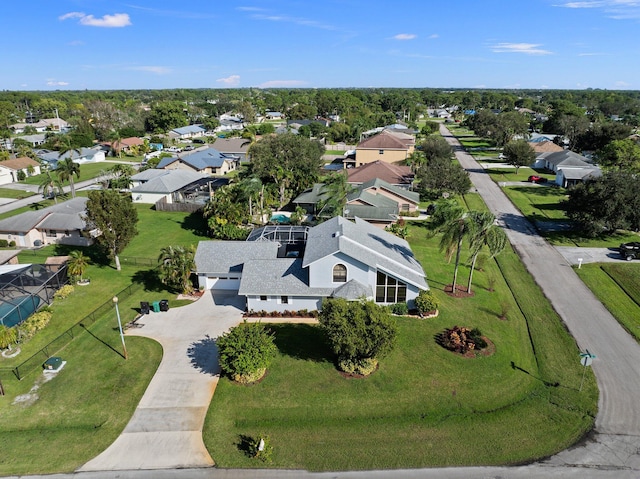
0;264;68;328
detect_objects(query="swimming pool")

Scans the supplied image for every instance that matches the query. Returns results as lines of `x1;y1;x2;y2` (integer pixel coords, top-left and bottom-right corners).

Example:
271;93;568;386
0;295;41;328
270;213;291;224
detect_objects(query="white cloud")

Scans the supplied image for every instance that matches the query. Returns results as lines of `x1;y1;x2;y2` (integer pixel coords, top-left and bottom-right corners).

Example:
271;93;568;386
258;80;307;88
491;43;553;55
247;12;335;30
217;75;241;86
578;52;604;56
59;12;132;27
615;80;631;87
128;66;171;75
393;33;417;40
428;34;439;39
237;6;264;11
554;1;640;19
68;40;84;46
46;80;69;86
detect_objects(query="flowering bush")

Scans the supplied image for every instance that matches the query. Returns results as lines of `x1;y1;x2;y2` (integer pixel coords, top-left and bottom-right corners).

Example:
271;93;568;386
54;285;75;300
18;310;53;340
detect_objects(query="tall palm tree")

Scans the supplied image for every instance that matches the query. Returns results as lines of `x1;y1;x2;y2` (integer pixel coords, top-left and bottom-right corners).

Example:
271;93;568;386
466;212;508;294
56;157;81;198
237;177;263;221
38;170;64;204
158;245;196;294
67;250;90;282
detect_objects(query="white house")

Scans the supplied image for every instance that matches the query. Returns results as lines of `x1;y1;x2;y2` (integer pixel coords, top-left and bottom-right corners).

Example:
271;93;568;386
194;216;429;313
38;147;105;170
130;169;207;204
0;157;41;185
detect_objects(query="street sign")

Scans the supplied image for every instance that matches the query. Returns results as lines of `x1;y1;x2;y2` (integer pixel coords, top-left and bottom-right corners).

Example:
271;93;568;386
580;355;593;367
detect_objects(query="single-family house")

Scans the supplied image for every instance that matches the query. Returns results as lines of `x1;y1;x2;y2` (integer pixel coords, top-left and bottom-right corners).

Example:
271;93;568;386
0;157;41;185
0;197;96;248
168;125;206;140
15;134;47;147
540;150;602;187
102;137;145;156
194;216;428;312
265;111;284;120
353;130;415;167
37;147;105;170
156;146;238;175
10;118;69;134
293;178;419;226
557;167;602;188
129;169;211;204
209;137;250;162
347;161;414;189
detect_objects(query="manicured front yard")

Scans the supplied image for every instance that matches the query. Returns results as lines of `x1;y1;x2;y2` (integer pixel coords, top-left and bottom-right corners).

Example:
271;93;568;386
204;222;597;470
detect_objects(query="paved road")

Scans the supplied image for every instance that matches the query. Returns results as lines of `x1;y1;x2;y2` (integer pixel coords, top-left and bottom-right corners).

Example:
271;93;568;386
440;124;640;470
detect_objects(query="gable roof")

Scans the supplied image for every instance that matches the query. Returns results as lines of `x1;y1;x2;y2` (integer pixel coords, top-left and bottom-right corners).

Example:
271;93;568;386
331;279;373;300
130;169;171;182
38;147;101;162
0;157;40;171
171;125;206;136
238;258;334;297
558;167;602;180
130;169;205;194
302;216;427;288
357;178;420;203
545;150;593;168
209;137;250;154
0;197;88;233
356;130;413;150
194;241;278;274
157;147;234;170
529;141;564;153
347;161;413;186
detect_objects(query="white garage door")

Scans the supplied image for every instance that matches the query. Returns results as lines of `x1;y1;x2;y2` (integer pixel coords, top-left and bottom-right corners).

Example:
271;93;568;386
207;276;241;290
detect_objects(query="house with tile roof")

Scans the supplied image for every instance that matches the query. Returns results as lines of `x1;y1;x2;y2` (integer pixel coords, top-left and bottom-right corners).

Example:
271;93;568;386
102;137;145;156
353;129;415;167
0;157;41;185
194;216;428;313
0;197;96;248
156;146;238;175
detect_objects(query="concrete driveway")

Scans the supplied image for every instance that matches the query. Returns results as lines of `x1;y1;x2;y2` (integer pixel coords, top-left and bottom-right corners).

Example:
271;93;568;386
79;291;244;471
555;247;625;265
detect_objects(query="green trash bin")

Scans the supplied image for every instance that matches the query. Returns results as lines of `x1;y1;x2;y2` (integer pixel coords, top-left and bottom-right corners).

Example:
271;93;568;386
152;301;161;313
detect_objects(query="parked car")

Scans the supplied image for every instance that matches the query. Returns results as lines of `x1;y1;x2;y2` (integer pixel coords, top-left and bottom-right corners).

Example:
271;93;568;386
528;175;548;184
619;242;640;261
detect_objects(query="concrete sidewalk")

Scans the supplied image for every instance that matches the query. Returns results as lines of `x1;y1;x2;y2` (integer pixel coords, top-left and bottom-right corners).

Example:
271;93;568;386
79;291;244;471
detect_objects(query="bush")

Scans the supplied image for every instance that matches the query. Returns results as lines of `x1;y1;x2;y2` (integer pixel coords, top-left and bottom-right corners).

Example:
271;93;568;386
338;357;378;376
414;290;440;315
0;240;8;248
54;284;75;300
390;302;409;315
18;310;53;340
16;170;26;181
319;298;397;374
439;326;487;354
217;321;277;384
8;240;15;247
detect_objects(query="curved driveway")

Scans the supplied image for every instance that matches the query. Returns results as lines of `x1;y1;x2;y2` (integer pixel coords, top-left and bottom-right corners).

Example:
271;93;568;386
441;125;640;471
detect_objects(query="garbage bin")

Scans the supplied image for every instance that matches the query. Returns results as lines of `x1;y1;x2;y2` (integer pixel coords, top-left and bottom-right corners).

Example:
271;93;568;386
159;299;169;312
44;357;63;371
152;301;161;313
140;301;150;315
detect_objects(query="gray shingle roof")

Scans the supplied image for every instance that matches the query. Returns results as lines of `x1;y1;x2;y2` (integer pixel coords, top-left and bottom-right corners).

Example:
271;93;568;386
358;178;420;203
559;167;602;180
331;279;372;300
302;216;427;288
130;170;205;193
0;197;88;233
344;205;398;221
156;147;233;171
131;169;170;181
194;241;278;274
238;258;334;296
171;125;206;136
545;150;593;168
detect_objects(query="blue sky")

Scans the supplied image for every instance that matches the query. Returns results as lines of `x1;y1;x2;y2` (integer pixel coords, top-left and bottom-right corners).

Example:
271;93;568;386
2;0;640;91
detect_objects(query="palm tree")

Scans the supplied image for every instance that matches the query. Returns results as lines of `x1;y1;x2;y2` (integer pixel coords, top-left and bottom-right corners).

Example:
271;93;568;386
67;250;90;283
109;163;134;190
38;170;64;204
316;171;355;220
56;157;81;198
237;177;263;221
465;212;508;295
158;245;196;294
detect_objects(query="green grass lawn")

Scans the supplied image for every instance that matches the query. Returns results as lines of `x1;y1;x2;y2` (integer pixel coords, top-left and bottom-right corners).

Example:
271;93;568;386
504;186;568;221
486;167;554;184
0;188;36;200
576;263;640;342
204;222;597;470
21;162;116;187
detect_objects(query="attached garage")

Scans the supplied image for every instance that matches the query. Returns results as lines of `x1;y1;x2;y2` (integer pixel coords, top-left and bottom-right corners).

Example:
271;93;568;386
205;275;241;291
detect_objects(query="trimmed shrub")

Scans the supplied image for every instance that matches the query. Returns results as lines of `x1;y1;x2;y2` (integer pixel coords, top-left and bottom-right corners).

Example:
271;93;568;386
0;240;8;248
54;284;75;300
8;241;15;247
18;310;53;340
338;357;378;376
390;302;409;316
415;290;440;315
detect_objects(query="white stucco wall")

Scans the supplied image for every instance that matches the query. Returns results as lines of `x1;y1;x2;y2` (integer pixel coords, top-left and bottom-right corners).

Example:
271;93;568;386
307;252;370;289
131;192;169;204
247;295;321;313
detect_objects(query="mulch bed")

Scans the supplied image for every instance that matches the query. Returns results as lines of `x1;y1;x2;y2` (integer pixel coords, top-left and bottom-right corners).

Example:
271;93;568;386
444;284;475;298
459;337;496;359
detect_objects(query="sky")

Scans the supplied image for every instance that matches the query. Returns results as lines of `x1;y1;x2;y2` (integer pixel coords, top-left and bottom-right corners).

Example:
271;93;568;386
2;0;640;91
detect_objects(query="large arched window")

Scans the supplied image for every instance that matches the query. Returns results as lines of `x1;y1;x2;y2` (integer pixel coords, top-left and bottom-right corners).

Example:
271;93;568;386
333;264;347;283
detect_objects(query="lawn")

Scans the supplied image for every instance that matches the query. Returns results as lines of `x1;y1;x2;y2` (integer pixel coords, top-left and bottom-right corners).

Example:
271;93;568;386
0;188;36;200
576;263;640;342
486;167;554;184
20;162;117;187
203;222;597;470
504;186;568;221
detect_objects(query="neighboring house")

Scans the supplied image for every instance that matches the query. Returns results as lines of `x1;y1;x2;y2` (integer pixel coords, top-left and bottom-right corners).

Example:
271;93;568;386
0;197;96;248
10;118;69;134
353;130;415;167
194;216;428;312
156;146;238;175
540;150;602;187
346;161;414;189
38;147;105;170
293;178;419;226
168;125;206;140
216;115;245;133
129;169;212;204
209;137;250;162
102;137;144;155
15;133;47;147
265;111;284;120
0;157;41;185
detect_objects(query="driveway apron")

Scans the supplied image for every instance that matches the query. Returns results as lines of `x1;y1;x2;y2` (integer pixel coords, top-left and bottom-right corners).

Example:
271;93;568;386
79;292;244;471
